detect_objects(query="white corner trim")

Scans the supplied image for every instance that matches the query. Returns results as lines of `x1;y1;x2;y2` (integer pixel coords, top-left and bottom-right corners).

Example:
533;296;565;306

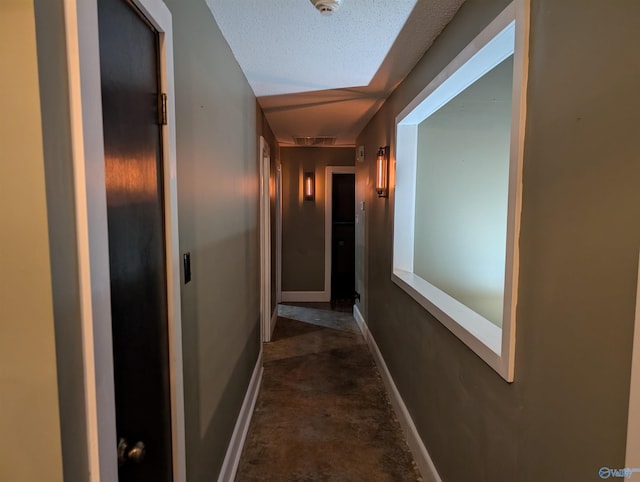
217;349;264;482
281;291;329;303
356;309;442;482
626;251;640;468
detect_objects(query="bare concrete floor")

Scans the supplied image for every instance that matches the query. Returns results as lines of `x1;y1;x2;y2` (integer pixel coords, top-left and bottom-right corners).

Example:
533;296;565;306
235;304;422;481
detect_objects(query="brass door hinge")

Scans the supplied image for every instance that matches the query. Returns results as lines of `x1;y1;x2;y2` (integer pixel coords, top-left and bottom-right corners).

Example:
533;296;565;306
158;93;167;125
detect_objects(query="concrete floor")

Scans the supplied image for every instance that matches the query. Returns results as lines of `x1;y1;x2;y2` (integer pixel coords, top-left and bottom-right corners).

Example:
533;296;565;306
235;303;422;481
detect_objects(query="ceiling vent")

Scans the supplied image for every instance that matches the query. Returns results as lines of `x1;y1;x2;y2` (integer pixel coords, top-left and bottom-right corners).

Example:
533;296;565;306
293;136;337;146
309;0;342;16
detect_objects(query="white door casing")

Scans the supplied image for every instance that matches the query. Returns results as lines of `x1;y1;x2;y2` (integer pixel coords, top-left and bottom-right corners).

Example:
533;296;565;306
259;136;273;342
276;163;283;305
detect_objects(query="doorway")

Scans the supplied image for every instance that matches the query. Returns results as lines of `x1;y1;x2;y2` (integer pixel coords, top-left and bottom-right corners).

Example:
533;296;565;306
331;173;355;301
324;166;356;304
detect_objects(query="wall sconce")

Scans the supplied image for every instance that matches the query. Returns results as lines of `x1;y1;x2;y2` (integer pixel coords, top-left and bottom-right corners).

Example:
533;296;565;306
376;146;389;198
304;171;315;201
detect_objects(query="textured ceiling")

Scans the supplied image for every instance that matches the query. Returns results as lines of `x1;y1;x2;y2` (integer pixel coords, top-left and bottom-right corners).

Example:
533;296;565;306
206;0;418;97
206;0;465;146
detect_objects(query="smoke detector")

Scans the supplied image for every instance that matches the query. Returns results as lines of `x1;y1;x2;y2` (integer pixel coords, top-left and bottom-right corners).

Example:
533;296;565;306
310;0;342;16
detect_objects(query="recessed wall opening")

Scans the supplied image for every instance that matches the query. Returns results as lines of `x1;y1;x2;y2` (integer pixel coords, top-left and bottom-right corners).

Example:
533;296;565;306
393;0;529;381
414;55;514;328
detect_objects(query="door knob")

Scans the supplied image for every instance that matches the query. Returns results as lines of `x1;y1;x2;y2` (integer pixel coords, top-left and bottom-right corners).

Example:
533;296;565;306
118;437;146;466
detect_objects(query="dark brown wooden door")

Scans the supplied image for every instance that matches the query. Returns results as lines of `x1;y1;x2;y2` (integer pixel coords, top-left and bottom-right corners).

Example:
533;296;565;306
98;0;172;480
331;173;355;301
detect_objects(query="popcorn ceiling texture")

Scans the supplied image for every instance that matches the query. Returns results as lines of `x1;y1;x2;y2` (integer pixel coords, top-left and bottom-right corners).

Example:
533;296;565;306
206;0;419;96
205;0;465;146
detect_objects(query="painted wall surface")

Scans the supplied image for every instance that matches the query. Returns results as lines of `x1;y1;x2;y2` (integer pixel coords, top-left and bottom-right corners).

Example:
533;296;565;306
414;56;513;326
164;0;263;479
0;2;64;481
356;0;640;480
281;147;354;292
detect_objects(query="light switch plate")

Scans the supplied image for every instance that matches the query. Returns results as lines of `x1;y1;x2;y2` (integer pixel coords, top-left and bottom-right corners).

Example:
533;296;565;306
183;252;191;284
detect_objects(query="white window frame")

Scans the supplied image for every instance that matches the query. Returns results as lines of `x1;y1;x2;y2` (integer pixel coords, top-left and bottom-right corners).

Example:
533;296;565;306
392;0;529;382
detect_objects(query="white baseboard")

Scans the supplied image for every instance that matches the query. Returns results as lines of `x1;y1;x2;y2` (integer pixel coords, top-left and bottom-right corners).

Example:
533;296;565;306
281;291;329;302
353;304;367;337
354;307;441;482
217;349;263;482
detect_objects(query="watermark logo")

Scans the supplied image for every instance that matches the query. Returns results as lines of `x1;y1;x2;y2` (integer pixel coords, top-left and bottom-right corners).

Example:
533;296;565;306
599;467;640;479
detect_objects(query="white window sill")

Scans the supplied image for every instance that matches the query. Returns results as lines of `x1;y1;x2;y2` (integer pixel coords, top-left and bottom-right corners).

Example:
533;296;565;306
392;269;503;362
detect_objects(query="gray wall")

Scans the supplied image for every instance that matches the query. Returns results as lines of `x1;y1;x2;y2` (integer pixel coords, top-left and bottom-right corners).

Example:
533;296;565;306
163;0;263;479
356;0;640;480
0;2;64;480
281;147;354;292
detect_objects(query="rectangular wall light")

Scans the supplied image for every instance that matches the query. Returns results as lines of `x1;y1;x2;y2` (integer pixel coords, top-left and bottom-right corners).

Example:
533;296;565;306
376;146;389;198
304;171;315;201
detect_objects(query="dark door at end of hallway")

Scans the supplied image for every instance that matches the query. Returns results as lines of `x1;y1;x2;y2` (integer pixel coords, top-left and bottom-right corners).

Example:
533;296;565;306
98;0;173;481
331;173;355;301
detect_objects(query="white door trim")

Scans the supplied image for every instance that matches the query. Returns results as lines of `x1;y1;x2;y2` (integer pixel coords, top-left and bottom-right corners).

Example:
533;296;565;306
63;1;186;480
260;136;272;342
64;1;115;478
324;166;356;301
276;162;283;304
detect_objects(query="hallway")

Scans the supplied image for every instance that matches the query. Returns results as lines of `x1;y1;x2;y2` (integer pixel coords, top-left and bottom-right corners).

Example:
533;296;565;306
6;1;640;481
236;303;422;481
